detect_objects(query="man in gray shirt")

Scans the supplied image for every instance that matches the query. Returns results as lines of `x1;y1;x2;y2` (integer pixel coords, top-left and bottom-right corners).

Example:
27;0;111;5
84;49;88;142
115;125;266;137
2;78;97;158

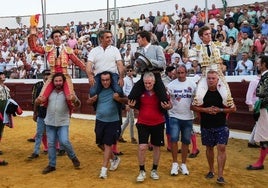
42;72;80;174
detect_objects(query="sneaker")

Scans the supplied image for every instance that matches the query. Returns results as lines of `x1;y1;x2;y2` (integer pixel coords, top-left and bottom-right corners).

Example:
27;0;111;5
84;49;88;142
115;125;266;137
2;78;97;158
170;162;179;176
150;169;159;180
216;177;225;184
99;167;107;179
109;156;120;171
136;170;146;182
205;171;215;179
180;164;189;175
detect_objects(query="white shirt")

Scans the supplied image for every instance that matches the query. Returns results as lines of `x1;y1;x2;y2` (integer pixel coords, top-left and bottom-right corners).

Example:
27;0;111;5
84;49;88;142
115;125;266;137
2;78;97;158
235;59;253;75
87;45;122;75
167;78;196;120
123;75;134;96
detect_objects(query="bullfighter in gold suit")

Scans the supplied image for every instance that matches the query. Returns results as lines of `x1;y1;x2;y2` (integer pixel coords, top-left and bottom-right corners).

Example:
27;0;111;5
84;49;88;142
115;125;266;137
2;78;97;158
28;28;86;112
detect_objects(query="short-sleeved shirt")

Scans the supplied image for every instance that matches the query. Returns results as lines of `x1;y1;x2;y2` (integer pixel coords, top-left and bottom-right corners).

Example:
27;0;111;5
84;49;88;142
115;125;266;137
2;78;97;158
96;88;119;122
167;79;196;120
87;45;122;75
45;90;70;127
200;90;226;128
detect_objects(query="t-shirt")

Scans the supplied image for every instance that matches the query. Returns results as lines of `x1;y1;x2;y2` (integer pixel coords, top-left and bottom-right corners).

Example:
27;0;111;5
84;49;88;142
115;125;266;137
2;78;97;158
137;91;165;126
96;88;119;122
167;79;196;120
200;90;226;128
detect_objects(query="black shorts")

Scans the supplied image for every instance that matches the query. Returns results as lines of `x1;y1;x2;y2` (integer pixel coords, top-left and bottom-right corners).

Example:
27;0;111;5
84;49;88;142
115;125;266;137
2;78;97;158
95;119;121;146
136;123;165;146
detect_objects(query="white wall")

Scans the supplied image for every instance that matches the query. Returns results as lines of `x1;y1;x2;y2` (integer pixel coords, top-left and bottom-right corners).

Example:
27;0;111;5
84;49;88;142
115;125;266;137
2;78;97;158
0;0;265;29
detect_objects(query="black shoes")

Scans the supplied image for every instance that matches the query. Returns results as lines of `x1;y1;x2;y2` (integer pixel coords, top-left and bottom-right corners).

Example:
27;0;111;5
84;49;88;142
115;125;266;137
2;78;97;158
72;157;80;169
188;149;200;158
248;143;260;148
27;138;35;142
246;165;264;170
57;150;66;156
118;137;127;143
28;153;39;160
0;160;8;166
205;171;215;179
42;166;56;174
216;177;225;184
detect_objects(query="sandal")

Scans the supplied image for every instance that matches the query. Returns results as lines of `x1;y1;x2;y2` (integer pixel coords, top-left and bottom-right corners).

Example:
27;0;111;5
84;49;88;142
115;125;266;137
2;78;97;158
0;160;8;166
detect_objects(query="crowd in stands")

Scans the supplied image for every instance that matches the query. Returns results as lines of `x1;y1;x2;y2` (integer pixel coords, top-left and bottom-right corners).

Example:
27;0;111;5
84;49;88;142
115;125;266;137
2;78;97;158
0;1;267;79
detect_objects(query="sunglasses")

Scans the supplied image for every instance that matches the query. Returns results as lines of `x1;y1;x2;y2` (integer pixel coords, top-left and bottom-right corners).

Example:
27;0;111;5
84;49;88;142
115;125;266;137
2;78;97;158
127;70;133;72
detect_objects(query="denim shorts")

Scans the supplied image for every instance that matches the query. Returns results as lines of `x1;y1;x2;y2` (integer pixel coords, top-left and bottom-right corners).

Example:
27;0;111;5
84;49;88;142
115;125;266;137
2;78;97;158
201;126;229;147
169;117;193;144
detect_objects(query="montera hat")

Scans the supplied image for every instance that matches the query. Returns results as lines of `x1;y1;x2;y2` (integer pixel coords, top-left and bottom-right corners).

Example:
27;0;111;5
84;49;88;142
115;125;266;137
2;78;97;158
134;52;153;68
42;69;51;76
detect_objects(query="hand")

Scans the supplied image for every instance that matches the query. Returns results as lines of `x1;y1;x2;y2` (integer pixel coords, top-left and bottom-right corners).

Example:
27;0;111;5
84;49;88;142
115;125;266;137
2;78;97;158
161;101;172;110
87;95;98;105
206;106;216;115
128;99;136;108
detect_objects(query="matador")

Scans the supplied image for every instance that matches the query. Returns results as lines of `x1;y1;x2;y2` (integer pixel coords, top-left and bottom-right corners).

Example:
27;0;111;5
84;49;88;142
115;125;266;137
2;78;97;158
28;29;86;112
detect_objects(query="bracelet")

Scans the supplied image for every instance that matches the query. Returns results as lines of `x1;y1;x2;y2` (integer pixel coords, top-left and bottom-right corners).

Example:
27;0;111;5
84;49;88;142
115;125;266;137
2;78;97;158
220;108;223;112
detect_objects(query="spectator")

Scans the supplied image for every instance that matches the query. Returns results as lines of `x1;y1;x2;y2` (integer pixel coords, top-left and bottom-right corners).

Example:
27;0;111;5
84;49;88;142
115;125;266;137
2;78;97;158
235;52;254;75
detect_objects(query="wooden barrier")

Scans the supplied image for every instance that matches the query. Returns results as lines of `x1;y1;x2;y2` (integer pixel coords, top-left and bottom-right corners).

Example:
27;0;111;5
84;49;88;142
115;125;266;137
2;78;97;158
5;78;255;132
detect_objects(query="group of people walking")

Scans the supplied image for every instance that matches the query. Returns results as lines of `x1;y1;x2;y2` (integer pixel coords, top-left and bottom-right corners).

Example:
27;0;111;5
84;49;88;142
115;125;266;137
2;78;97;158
1;22;268;186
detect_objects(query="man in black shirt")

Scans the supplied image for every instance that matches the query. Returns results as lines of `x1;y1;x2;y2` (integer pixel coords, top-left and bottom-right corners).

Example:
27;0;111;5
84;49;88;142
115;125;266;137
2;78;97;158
191;70;236;184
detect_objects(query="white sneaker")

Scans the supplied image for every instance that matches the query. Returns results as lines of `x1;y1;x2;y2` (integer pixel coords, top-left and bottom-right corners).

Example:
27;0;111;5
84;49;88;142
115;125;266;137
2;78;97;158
99;167;107;179
170;162;179;176
150;169;159;180
180;163;189;175
136;170;146;182
109;156;120;171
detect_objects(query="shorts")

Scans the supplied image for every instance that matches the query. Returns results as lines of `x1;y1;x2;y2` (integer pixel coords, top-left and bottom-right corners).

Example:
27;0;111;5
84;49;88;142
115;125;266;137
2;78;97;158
169;117;193;144
201;126;229;147
136;123;165;146
95;119;121;146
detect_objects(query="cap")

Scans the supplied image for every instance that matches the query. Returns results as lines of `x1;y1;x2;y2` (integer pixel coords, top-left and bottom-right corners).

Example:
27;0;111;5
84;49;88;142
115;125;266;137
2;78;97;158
243;20;249;24
42;69;51;76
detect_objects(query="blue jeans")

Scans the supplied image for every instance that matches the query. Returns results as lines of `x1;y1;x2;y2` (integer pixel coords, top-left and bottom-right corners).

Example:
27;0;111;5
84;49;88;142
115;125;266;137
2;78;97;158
169;117;193;144
46;125;76;167
33;117;46;155
89;72;123;96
